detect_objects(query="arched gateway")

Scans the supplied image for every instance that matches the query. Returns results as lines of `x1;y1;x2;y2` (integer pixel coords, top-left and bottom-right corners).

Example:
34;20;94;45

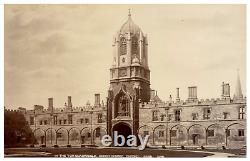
112;122;132;146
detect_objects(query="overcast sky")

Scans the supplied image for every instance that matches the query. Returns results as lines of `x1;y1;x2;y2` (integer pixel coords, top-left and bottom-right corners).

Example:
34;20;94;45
4;4;246;109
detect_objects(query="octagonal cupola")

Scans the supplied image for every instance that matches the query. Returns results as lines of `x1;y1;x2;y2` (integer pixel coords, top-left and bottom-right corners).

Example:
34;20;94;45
111;10;149;69
119;11;141;35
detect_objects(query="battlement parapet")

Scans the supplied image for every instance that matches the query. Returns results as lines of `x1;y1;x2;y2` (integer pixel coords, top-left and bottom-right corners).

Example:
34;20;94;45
4;107;27;114
4;108;22;113
23;104;107;116
140;96;246;109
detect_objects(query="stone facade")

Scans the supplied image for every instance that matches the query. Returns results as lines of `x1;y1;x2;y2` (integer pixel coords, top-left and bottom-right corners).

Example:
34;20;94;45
25;101;107;147
139;95;246;149
20;12;246;149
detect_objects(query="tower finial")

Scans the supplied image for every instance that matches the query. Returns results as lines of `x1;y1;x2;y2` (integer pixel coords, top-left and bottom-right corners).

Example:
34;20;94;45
234;68;243;99
128;8;131;17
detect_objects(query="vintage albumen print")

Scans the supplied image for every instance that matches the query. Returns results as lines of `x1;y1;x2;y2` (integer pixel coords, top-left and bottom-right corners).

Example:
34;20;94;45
4;4;246;157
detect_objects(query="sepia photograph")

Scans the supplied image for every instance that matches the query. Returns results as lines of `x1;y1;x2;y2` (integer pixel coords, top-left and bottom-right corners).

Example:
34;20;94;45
3;4;246;157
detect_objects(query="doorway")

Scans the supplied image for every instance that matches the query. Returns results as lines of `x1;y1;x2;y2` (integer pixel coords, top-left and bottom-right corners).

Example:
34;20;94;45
192;134;199;145
41;136;45;144
112;122;132;146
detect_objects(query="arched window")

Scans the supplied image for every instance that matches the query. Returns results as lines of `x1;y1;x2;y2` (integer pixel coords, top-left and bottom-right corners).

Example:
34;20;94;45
132;37;138;57
120;37;127;55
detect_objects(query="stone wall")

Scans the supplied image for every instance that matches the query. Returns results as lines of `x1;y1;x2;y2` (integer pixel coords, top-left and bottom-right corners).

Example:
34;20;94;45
23;97;246;148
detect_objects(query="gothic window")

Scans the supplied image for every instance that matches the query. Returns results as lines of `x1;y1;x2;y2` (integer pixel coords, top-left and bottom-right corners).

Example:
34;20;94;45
97;114;102;123
168;114;172;121
171;130;177;137
120;37;127;55
115;92;130;117
223;112;229;119
207;129;214;137
80;118;84;124
56;132;62;138
53;115;57;125
30;116;34;125
68;114;73;124
152;111;158;121
192;113;198;120
238;106;245;119
85;118;89;124
132;37;138;57
238;129;245;136
175;110;181;121
159;131;164;138
63;119;67;124
160;114;165;121
203;108;211;120
87;132;91;138
44;120;48;125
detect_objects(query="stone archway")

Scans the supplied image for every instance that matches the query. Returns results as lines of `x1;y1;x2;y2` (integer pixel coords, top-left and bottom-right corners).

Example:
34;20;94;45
187;124;206;146
112;122;132;146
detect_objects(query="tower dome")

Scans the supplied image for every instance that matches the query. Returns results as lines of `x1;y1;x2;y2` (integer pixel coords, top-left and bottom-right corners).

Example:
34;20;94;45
119;10;141;34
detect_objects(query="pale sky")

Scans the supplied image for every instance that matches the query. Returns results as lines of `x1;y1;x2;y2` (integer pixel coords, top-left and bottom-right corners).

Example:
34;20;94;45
4;4;246;109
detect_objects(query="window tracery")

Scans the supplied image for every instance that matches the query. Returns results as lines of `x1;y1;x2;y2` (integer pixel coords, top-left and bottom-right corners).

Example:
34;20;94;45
120;37;127;55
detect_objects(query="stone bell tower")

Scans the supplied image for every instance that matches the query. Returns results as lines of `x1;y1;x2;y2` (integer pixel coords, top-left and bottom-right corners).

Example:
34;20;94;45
107;10;150;142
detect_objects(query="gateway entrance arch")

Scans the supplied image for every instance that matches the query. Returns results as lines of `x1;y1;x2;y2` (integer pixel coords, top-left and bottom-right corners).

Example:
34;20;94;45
112;123;132;146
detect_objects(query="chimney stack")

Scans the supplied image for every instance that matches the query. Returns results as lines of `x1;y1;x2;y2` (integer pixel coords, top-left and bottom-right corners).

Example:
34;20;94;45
188;86;197;101
48;98;53;111
68;96;72;109
222;82;230;99
95;93;100;106
176;88;180;102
